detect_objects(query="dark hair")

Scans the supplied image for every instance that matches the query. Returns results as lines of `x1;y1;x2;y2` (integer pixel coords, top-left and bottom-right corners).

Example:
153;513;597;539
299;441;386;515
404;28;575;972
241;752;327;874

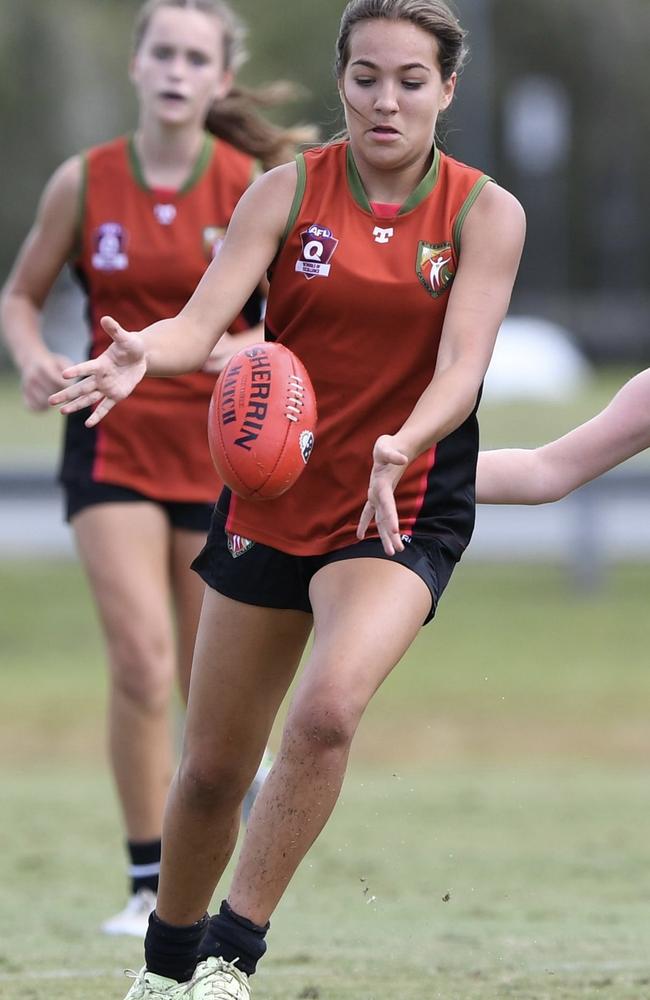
134;0;317;168
335;0;468;82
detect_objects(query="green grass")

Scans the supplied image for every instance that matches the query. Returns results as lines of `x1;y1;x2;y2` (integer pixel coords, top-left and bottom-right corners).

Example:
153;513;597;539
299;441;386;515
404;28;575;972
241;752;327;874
0;372;64;461
2;558;650;999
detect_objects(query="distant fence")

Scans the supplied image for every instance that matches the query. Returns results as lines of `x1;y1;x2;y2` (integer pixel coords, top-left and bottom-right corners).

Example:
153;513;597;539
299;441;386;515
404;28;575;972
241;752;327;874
0;468;60;498
561;467;650;588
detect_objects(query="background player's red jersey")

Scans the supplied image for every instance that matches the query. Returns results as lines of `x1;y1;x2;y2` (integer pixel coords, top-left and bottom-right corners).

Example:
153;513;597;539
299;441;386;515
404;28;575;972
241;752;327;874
62;134;257;502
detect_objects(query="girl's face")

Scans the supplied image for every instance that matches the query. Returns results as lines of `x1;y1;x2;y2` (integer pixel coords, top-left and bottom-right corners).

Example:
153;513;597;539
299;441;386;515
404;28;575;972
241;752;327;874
131;7;232;129
340;18;456;171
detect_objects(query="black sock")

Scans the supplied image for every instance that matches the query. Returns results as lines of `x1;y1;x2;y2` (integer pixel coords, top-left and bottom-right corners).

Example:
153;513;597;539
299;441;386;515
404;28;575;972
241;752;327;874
198;900;269;977
128;839;162;894
145;910;209;984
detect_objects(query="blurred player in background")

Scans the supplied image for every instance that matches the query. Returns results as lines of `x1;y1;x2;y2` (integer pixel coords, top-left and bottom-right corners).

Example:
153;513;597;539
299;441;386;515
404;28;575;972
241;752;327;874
476;368;650;503
0;0;313;939
50;0;525;995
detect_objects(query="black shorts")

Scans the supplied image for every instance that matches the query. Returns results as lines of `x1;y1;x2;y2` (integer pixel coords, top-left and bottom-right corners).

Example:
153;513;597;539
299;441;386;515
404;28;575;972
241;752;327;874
63;479;215;533
191;511;459;626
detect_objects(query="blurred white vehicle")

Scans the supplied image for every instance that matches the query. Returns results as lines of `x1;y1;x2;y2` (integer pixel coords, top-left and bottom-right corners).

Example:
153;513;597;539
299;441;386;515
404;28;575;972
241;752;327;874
483;315;590;402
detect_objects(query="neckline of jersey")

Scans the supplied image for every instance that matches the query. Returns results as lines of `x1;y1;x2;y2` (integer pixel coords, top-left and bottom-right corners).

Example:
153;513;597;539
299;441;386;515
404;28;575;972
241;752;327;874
346;143;441;217
127;133;214;196
370;201;400;219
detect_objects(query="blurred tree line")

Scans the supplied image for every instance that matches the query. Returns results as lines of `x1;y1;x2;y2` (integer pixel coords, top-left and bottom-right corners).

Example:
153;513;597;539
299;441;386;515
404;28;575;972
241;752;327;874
1;0;648;363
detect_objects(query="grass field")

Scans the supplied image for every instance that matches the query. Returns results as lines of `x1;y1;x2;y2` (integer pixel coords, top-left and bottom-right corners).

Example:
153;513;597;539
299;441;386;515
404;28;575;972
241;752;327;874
2;558;650;1000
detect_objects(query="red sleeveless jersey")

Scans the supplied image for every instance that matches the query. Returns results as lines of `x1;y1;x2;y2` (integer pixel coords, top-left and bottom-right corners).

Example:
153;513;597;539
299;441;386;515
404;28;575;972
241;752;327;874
220;141;491;555
62;134;257;502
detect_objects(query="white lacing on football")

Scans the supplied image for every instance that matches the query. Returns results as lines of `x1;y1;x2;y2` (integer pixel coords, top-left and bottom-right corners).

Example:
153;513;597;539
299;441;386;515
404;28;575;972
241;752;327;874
285;375;305;423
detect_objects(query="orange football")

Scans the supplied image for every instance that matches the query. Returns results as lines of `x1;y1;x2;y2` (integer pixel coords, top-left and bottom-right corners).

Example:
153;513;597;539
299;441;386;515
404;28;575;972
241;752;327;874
208;342;317;500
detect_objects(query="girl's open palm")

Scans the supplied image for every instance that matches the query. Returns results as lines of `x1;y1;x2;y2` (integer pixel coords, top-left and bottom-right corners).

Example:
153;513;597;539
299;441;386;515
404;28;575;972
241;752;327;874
49;316;147;427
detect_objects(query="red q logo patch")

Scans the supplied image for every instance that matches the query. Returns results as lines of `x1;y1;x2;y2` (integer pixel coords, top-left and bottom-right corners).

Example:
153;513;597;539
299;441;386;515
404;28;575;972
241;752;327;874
416;241;456;298
295;224;339;280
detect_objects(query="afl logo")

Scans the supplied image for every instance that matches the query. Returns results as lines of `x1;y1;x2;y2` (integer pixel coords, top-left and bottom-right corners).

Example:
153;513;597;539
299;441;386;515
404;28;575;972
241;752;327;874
415;241;455;299
299;430;314;464
295;223;339;280
92;223;129;271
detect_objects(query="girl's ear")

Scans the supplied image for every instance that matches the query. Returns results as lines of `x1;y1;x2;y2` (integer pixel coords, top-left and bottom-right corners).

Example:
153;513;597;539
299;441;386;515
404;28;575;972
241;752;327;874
214;69;235;102
440;72;457;111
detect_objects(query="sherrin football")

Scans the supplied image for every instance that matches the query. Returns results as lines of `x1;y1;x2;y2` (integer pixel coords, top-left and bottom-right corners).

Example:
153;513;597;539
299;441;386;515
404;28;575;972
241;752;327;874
208;342;317;500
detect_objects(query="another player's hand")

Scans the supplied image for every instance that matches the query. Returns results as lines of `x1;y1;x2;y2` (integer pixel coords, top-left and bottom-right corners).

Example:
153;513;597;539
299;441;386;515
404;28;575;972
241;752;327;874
357;434;410;556
49;316;147;427
21;351;75;411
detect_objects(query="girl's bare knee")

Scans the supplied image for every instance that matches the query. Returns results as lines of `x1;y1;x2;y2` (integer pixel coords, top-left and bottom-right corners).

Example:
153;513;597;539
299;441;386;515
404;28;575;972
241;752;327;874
177;754;249;813
285;698;358;756
108;634;175;713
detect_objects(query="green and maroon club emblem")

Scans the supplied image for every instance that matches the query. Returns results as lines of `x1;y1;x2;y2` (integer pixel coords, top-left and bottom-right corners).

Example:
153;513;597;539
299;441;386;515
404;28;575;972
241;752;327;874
416;241;455;298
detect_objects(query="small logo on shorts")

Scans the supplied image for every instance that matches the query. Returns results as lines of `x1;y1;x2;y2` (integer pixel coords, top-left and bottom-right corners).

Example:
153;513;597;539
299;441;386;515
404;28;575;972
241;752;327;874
299;430;314;464
400;534;412;545
227;532;255;558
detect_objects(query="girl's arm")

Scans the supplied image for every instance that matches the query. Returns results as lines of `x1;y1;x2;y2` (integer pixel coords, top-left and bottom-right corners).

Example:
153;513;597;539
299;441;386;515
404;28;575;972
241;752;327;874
476;368;650;504
0;157;82;410
359;181;526;555
50;163;297;426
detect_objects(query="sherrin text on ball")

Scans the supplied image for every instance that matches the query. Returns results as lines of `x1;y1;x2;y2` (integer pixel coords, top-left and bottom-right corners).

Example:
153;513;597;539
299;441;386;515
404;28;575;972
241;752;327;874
208;342;317;499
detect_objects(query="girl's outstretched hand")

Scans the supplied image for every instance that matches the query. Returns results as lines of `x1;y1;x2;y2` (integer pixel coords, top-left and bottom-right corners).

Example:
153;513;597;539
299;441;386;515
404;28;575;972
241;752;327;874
357;434;410;556
49;316;147;427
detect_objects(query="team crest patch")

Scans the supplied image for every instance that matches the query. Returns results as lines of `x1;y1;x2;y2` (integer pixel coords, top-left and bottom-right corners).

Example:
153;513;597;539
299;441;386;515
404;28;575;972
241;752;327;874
295;224;339;280
416;241;455;298
203;226;226;261
92;223;128;271
299;430;314;464
227;532;255;558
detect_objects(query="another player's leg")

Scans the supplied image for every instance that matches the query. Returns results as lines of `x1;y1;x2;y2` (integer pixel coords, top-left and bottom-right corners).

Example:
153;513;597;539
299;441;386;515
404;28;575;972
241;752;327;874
73;502;176;936
192;557;431;995
171;522;275;824
128;588;312;998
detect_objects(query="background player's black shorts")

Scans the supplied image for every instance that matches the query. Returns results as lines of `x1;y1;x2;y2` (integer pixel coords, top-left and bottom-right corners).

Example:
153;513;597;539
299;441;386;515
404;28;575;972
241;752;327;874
192;511;459;625
63;479;215;532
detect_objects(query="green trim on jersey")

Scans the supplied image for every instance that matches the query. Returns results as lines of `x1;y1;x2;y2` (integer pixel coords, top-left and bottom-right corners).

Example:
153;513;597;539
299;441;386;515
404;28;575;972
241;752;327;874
399;145;440;215
71;153;89;260
346;143;441;216
346;145;372;212
452;174;493;256
128;135;147;191
180;134;213;194
279;153;307;250
127;133;214;194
